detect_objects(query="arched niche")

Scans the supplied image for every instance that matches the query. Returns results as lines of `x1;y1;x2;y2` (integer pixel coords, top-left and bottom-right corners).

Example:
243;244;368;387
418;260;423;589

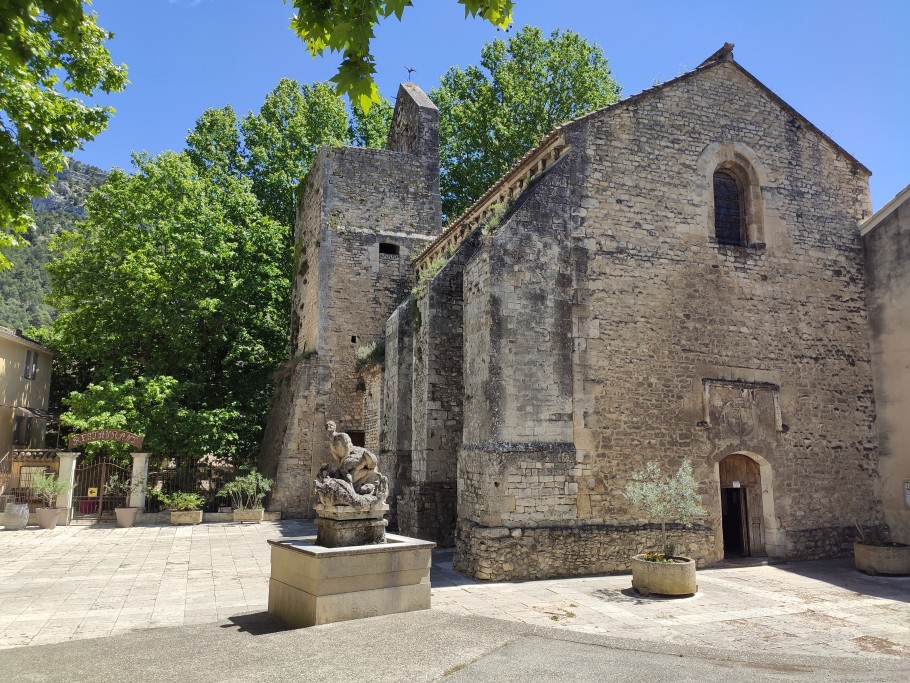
712;450;784;559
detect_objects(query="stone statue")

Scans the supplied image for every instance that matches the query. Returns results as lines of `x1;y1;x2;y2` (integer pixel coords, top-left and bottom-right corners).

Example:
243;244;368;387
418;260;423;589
313;421;389;547
325;420;382;491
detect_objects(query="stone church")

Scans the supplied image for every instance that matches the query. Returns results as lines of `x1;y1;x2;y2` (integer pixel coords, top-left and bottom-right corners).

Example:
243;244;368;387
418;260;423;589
260;44;892;580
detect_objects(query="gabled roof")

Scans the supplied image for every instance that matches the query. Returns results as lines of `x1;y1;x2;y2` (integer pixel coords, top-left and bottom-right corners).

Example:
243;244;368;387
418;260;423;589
413;44;870;271
562;42;869;175
0;325;53;354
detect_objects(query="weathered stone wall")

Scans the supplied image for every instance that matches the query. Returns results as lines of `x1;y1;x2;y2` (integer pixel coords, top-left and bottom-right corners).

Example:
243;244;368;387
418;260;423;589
380;302;414;531
863;188;910;543
399;231;481;545
455;521;715;581
262;84;441;518
456;58;881;579
259;357;318;515
362;364;382;453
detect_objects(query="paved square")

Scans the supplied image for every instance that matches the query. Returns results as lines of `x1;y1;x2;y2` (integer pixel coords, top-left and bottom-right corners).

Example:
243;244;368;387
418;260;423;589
0;521;311;649
2;522;909;663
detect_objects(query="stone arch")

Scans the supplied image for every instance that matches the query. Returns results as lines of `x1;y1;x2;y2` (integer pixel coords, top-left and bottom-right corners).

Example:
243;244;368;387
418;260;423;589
711;450;783;559
697;142;768;247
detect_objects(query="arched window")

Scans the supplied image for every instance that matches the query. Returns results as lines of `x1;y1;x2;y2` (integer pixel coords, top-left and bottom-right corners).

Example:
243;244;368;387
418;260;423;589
702;146;766;249
713;170;745;246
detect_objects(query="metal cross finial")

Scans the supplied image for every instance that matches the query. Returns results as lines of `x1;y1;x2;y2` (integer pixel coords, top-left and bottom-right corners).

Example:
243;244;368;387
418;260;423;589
405;66;417;81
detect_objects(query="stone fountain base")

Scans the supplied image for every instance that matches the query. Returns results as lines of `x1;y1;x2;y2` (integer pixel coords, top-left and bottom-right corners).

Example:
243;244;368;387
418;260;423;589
267;533;435;628
314;503;388;548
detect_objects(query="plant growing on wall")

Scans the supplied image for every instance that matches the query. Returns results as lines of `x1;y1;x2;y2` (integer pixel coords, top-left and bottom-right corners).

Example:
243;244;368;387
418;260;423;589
624;459;706;561
354;340;385;372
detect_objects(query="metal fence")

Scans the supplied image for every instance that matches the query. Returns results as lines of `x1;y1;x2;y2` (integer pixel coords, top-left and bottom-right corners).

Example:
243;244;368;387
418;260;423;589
145;457;239;513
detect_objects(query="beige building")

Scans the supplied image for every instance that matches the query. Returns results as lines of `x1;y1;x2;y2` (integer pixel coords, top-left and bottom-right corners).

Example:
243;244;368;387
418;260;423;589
0;325;55;505
862;184;910;543
263;44;892;580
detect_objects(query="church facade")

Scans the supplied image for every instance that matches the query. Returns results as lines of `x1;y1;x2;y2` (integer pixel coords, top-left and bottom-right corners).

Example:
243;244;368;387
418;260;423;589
261;45;889;580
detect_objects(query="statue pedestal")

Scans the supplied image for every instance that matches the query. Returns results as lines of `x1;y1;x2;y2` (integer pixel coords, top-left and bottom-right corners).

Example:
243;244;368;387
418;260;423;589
267;534;435;628
314;503;390;548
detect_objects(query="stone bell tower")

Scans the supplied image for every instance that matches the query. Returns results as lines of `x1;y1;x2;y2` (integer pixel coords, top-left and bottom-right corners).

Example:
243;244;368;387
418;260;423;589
260;83;442;518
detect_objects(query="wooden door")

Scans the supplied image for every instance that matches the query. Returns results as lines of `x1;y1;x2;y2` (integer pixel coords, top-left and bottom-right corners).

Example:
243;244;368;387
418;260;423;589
719;454;766;556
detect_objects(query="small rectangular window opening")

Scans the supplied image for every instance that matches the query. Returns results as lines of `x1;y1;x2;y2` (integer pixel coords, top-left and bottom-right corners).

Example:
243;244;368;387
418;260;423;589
351;336;358;343
379;242;400;256
347;430;366;448
23;350;37;380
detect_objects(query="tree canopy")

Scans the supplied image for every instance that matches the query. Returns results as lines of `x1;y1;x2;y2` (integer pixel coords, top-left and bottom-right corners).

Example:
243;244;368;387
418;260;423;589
0;0;127;268
432;26;621;219
286;0;514;110
186;79;391;234
46;151;290;461
0;160;106;330
43;79;393;462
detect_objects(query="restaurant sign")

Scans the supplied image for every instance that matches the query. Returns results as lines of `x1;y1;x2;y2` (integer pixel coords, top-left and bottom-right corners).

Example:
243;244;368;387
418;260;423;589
68;429;144;451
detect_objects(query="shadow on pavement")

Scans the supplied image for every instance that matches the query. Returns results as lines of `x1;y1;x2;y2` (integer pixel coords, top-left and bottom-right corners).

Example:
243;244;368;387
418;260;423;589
221;612;295;636
771;557;910;604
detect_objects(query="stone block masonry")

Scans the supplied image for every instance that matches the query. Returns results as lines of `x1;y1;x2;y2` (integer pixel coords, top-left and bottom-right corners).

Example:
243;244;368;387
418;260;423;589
265;49;890;580
261;84;441;518
398;229;482;545
453;54;883;579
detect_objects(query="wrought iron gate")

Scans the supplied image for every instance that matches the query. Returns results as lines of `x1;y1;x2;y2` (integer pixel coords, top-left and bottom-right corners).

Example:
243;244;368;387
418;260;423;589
72;458;131;521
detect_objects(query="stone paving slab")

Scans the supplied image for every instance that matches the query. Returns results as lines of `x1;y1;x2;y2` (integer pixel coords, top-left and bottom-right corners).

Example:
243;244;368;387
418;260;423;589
431;550;910;660
1;523;909;663
0;520;312;650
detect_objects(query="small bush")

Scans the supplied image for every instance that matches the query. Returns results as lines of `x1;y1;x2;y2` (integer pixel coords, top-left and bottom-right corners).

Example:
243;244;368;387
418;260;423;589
151;490;205;511
30;471;72;508
218;469;273;510
354;340;385;372
624;459;705;560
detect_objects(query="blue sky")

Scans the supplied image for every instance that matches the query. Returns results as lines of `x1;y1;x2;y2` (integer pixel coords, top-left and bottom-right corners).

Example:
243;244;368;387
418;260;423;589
78;0;909;211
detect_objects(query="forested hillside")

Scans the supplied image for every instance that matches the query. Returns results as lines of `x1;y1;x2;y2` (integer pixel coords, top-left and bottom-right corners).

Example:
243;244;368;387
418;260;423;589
0;160;106;331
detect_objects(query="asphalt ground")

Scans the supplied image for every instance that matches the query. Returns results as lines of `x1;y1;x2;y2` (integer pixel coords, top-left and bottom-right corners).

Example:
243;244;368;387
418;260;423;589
2;522;909;681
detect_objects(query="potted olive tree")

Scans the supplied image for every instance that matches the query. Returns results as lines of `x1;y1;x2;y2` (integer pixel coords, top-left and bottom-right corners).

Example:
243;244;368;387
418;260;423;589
30;470;74;530
218;469;272;523
151;491;205;525
624;459;706;596
104;474;147;528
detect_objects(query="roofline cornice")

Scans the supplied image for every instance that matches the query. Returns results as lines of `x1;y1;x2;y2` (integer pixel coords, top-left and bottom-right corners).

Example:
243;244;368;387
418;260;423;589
861;183;910;236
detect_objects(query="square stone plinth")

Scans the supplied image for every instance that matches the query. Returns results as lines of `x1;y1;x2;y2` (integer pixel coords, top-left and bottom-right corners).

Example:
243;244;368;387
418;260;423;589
267;534;435;628
316;516;387;547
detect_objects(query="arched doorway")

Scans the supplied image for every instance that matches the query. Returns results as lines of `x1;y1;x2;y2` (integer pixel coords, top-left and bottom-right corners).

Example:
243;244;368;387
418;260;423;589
718;453;765;557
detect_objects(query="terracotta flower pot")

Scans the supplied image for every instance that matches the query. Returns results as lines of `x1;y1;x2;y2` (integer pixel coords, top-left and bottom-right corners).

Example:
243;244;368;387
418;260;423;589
36;507;60;530
115;507;140;528
631;554;697;596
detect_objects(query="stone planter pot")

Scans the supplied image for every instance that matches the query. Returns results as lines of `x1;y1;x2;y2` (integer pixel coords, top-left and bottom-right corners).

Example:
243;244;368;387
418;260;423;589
168;510;203;525
854;542;910;576
631;554;697;596
3;503;30;530
36;507;60;530
233;508;264;523
115;507;140;528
